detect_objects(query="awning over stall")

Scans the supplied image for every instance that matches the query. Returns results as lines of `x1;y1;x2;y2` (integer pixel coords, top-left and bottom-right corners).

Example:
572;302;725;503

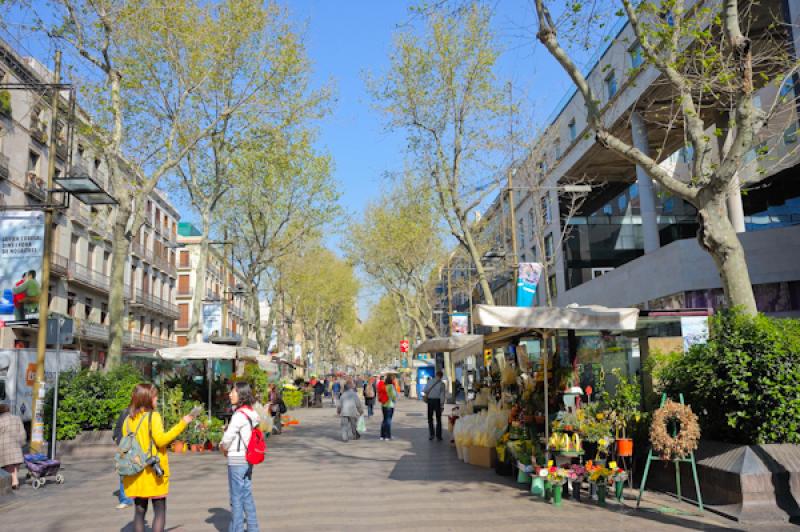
155;342;260;361
413;334;484;354
474;304;639;331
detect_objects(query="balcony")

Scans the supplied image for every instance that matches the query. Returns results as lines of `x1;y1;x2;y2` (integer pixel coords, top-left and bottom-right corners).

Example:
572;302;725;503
30;125;47;145
51;254;69;277
0;153;8;180
125;331;177;349
69;203;92;226
132;289;179;318
24;172;46;201
73;319;110;342
56;142;69;161
68;261;111;293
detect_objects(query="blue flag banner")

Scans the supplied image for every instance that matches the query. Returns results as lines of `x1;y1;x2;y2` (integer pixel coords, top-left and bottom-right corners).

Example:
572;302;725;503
516;263;543;307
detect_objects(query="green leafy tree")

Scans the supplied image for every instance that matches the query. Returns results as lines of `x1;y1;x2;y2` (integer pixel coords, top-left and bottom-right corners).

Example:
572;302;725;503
373;4;511;305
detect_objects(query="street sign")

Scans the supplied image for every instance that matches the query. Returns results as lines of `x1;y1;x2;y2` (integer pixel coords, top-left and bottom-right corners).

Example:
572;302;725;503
399;340;409;353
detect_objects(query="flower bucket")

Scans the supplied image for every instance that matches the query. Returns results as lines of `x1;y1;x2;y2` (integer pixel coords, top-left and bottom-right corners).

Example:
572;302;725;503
517;469;531;484
544;481;552;502
552;484;563;506
462;447;470;464
597;483;607;506
572;480;582;501
615;480;625;502
531;476;545;497
616;438;634;457
456;445;463;460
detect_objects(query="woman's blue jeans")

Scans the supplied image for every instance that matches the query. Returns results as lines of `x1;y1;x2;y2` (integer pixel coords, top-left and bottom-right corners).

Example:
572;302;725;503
228;464;259;532
381;407;394;439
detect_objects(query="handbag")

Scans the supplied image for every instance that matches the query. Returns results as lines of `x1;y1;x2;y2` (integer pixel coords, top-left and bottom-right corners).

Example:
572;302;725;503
357;415;367;433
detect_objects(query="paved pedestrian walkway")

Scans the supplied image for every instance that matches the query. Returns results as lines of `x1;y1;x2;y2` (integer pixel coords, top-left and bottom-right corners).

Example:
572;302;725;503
0;398;769;531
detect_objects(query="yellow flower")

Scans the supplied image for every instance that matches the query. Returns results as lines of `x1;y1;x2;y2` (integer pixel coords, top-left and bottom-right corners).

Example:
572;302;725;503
596;412;605;420
598;438;607;446
609;461;617;469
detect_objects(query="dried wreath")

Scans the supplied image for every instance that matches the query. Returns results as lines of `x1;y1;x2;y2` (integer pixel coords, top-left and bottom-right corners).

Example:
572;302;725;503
649;400;701;461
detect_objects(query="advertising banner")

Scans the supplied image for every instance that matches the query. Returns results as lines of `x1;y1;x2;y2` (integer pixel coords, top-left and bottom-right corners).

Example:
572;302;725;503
681;316;709;353
450;312;469;335
0;211;46;325
516;262;543;307
202;302;223;341
0;349;80;421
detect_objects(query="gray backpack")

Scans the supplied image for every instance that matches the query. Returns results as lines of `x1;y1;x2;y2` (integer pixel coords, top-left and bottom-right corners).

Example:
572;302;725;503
114;413;152;477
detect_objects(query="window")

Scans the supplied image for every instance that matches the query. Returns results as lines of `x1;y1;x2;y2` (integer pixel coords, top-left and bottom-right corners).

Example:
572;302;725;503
518;217;526;248
101;303;108;324
784;123;798;144
67;292;76;317
179;250;190;268
542;196;552;224
103;251;111;275
568;119;577;141
548;275;558;299
629;42;643;69
605;71;617;100
28;150;40;174
85;297;93;320
554;140;561;160
178;303;189;329
77;144;85;160
88;244;96;269
544;233;554;260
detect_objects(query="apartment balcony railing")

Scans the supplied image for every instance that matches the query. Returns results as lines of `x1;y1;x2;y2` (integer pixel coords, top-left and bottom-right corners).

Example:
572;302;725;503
0;153;9;180
125;331;177;349
51;254;69;276
56;142;69;161
30;125;47;145
68;261;111;293
24;173;46;201
69;203;92;226
176;287;193;297
132;288;179;318
73;319;110;342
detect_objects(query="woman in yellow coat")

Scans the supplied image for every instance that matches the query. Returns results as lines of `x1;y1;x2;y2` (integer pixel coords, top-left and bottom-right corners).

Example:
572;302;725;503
122;383;197;532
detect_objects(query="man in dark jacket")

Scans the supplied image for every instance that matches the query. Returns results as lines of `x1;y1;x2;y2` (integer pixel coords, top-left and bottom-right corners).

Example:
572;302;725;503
112;409;133;509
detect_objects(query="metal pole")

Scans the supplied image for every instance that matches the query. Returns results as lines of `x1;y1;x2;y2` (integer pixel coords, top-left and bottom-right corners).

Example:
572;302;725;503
207;359;212;420
50;317;62;459
468;267;474;334
508;168;519;306
30;50;61;452
542;330;550;452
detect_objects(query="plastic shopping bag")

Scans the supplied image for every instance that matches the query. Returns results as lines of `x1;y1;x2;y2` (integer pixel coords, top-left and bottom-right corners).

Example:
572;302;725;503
357;415;367;433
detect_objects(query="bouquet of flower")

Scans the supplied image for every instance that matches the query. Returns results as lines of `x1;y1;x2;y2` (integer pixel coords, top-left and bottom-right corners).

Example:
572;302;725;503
568;463;586;482
587;463;612;484
608;462;627;483
546;466;569;485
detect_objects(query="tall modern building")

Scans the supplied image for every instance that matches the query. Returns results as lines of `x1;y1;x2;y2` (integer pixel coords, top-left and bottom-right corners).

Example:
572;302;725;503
0;38;180;367
477;1;800;316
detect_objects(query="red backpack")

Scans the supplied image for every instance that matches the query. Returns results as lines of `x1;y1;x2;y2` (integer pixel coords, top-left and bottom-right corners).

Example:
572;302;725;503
237;407;266;465
377;381;388;404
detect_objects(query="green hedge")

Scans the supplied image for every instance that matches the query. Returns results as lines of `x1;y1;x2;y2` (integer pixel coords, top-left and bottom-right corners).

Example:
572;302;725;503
658;309;800;444
45;365;144;441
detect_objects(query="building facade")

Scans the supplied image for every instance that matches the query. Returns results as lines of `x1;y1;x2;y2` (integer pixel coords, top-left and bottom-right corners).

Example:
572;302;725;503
0;38;179;367
473;1;800;316
174;223;258;348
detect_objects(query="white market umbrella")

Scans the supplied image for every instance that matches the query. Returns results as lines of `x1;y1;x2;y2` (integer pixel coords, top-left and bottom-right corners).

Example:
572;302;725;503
155;342;263;418
474;303;640;447
414;335;484;397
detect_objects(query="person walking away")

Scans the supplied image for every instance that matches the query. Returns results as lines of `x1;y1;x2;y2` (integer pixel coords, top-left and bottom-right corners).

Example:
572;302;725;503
337;380;364;441
221;382;261;532
113;408;135;508
268;384;283;435
312;377;324;408
122;383;196;532
332;379;342;408
379;375;397;441
0;402;25;490
363;377;376;417
423;371;446;441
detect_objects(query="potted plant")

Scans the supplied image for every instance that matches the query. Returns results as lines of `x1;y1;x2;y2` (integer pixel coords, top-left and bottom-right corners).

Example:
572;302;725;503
607;369;641;458
569;464;586;501
588;465;612;506
546;467;569;506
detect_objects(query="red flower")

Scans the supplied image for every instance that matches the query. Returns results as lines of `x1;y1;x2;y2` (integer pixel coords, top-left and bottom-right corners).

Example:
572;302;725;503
549;466;557;473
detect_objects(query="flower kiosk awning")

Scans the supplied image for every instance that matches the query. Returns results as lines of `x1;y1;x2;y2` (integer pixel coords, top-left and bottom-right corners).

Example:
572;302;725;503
473;304;640;447
414;334;484;361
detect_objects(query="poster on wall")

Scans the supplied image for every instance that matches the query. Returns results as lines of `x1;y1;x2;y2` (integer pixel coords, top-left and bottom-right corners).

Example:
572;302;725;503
450;313;469;335
516;262;543;307
202;302;223;341
0;211;46;325
681;316;709;353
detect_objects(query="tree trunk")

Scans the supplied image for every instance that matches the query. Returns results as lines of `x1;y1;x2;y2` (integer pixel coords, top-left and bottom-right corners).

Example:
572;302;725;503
189;212;211;343
463;228;495;306
106;209;132;369
696;197;758;314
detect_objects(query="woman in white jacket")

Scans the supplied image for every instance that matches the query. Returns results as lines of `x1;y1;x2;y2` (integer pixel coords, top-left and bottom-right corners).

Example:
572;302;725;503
221;382;261;532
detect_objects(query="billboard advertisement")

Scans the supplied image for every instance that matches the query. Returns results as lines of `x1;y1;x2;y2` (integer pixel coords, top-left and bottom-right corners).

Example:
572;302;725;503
450;313;469;335
0;211;46;325
202;302;223;341
681;316;709;353
516;262;543;307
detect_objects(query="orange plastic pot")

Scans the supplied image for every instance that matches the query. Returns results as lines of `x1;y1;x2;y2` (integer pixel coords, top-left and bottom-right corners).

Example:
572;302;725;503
616;438;634;457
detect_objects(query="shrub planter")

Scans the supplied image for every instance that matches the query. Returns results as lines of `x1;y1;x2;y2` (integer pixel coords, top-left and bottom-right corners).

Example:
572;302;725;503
646;440;800;524
56;430;116;460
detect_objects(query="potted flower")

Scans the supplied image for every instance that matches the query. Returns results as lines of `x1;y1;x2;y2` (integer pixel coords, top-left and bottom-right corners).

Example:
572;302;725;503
546;467;569;506
587;464;612;506
568;464;586;501
610;462;628;502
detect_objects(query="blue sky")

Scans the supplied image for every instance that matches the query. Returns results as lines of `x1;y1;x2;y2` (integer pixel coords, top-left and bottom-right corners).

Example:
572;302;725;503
1;0;582;244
